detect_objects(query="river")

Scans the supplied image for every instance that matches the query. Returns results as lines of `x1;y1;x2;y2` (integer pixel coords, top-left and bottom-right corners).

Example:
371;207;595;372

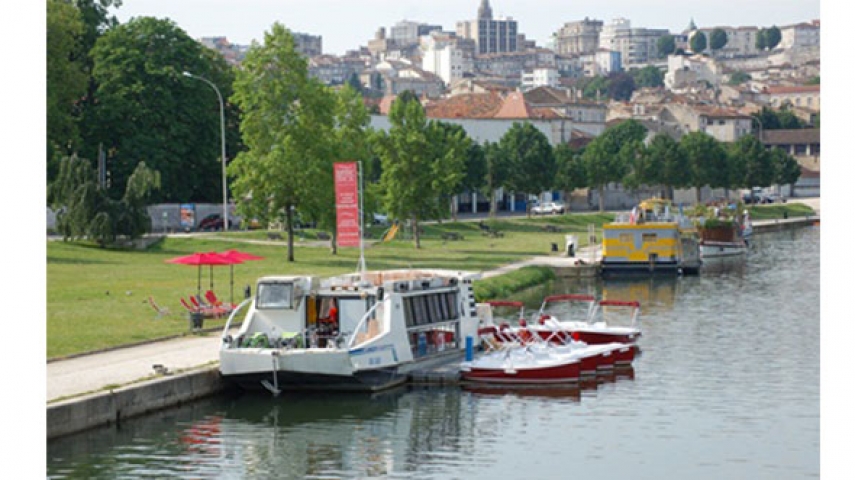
47;227;820;479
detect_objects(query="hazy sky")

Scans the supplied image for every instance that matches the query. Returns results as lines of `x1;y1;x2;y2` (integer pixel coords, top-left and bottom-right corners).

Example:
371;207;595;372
112;0;820;56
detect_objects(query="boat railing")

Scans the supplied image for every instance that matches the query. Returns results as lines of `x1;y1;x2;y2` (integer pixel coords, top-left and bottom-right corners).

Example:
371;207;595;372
220;298;253;345
346;299;385;349
537;294;597;320
589;300;641;327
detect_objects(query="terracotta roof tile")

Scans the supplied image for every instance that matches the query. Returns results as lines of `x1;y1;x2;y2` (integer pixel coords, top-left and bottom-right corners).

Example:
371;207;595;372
425;93;504;119
493;91;533;119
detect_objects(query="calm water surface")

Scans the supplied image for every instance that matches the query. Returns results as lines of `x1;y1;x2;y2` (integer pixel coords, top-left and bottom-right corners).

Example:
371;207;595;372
47;227;820;479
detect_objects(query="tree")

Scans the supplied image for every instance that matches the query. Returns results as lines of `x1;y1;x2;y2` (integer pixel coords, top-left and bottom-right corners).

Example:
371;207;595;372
756;27;781;51
631;66;664;88
85;17;237;203
230;23;336;262
499;123;556;215
656;35;676;58
300;84;373;254
766;26;782;49
680;131;729;202
709;28;728;52
771;148;802;191
48;154;160;246
482;141;511;218
608;72;636;101
373;95;468;248
649;133;691;199
690;31;707;54
729;135;774;189
47;0;88;179
727;71;752;85
454;141;488;220
580;76;609;101
553;144;587;206
582;120;647;211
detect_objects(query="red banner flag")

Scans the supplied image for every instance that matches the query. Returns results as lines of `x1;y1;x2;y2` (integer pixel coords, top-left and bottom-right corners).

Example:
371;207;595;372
334;162;360;247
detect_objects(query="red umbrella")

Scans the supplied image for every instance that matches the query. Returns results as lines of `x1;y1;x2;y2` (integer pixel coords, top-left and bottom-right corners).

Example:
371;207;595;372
219;250;265;303
166;252;240;296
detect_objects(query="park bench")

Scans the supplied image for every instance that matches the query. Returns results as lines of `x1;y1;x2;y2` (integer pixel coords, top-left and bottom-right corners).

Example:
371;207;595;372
441;232;463;241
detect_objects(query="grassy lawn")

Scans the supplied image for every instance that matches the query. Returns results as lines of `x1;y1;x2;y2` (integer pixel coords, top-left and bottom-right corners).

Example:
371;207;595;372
46;204;812;359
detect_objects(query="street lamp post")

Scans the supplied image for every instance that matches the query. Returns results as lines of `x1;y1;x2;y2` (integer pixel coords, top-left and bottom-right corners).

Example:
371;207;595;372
183;71;229;231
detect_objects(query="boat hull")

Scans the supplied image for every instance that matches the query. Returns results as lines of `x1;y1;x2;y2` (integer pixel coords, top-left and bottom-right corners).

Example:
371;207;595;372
700;241;747;258
461;360;581;384
222;368;407;392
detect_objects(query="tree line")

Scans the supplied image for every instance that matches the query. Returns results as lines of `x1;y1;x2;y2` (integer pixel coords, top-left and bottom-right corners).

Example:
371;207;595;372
47;4;802;256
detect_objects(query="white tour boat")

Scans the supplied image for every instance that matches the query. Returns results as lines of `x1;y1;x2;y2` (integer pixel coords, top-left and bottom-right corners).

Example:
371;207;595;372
219;269;481;393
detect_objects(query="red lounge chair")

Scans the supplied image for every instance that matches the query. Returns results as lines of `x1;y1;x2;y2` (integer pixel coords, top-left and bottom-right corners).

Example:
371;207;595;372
206;290;235;311
148;296;170;319
205;290;222;307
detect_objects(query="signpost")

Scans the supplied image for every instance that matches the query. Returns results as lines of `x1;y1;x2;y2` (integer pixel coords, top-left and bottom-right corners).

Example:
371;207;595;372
334;162;366;274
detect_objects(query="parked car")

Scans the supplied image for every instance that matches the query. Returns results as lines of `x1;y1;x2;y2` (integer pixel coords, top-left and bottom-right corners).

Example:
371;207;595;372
532;202;565;215
763;193;787;204
372;213;389;226
197;214;237;231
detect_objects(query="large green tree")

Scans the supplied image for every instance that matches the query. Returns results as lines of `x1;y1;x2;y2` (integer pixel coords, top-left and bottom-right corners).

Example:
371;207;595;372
709;28;728;52
771;148;802;191
230;23;337;261
680;131;729;202
499;123;556;215
648;133;691;199
454;141;488;220
608;72;636;101
373;95;468;248
553;144;587;208
47;0;88;178
690;31;707;54
631;66;664;88
85;17;237;203
656;35;676;58
482;141;512;218
729;134;774;189
582;120;647;211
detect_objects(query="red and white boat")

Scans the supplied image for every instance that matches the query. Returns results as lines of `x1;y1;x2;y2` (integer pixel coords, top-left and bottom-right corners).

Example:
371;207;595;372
459;340;582;384
462;302;638;384
535;294;642;346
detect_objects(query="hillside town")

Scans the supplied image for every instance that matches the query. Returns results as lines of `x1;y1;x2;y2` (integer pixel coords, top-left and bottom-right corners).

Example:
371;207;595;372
199;0;820;210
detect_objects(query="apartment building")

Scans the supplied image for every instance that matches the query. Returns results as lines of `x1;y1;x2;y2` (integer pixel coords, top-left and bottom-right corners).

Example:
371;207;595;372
553;18;603;56
779;21;821;50
599;18;669;66
457;0;520;54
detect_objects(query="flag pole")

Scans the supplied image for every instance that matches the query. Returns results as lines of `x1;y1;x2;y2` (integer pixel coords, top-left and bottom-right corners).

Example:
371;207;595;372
357;160;367;278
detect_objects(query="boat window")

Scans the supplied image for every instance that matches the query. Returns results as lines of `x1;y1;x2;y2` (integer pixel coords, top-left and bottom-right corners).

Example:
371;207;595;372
619;233;633;243
642;233;658;242
256;283;293;309
427;294;440;322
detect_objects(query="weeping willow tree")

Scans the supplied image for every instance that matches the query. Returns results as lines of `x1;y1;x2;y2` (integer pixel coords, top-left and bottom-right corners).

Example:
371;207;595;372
48;155;160;246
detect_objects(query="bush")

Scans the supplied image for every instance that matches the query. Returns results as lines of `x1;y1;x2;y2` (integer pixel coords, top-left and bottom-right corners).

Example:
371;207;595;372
474;266;556;302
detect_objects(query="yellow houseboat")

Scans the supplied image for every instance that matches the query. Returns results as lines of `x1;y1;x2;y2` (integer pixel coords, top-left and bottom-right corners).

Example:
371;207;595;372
601;199;700;275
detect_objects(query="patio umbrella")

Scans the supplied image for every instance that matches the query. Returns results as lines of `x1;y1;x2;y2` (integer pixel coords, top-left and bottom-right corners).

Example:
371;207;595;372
165;252;239;296
219;249;266;304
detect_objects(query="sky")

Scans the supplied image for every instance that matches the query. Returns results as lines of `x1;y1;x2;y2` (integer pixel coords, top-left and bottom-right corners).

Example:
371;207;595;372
111;0;821;56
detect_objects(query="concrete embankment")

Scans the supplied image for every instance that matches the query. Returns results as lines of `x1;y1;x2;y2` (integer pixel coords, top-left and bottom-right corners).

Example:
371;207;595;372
752;215;819;234
47;366;230;440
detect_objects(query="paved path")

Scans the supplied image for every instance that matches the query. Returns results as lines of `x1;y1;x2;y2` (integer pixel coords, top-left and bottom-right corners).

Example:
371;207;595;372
47;333;227;402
